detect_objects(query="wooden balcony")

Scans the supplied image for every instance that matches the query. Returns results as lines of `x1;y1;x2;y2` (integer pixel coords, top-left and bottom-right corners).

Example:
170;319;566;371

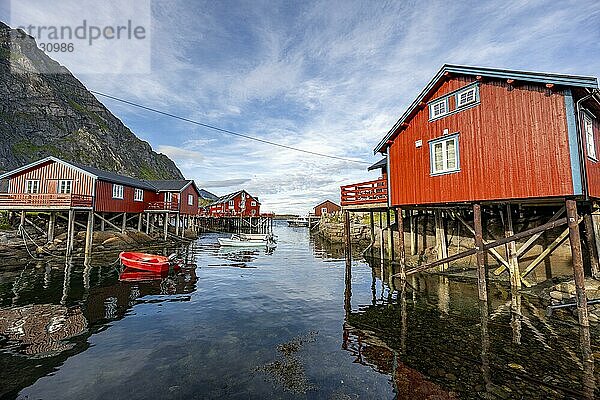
146;201;179;212
340;178;388;208
0;193;93;209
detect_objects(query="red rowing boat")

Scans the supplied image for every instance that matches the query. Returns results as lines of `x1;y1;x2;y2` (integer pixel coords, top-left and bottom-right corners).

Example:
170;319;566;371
119;252;179;273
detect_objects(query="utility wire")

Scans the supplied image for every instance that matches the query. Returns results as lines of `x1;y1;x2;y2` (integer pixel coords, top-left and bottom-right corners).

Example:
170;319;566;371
90;90;371;165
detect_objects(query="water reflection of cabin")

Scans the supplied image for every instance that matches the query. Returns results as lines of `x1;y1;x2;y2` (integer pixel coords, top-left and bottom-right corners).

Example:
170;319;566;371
204;190;261;217
340;64;600;324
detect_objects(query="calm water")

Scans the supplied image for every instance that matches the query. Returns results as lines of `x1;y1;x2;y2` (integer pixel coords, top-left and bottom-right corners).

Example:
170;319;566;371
0;223;598;399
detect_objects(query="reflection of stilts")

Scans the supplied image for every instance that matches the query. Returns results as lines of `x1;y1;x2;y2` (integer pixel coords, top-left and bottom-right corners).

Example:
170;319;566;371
437;276;449;314
510;289;522;345
344;253;352;319
400;279;407;355
43;263;51;289
478;299;492;392
61;258;73;305
579;323;596;400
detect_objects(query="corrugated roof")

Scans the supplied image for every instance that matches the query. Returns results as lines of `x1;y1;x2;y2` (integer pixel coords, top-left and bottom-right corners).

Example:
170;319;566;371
367;158;387;171
147;180;192;191
199;189;218;200
374;64;599;153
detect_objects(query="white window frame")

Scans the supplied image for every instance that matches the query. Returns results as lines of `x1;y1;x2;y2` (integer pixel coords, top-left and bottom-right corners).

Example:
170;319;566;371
429;134;460;175
456;86;478;107
429;98;449;120
25;180;40;194
228;200;234;206
57;179;72;194
188;194;194;205
112;184;124;199
584;112;597;161
251;201;256;206
321;207;328;215
134;188;144;202
164;192;173;203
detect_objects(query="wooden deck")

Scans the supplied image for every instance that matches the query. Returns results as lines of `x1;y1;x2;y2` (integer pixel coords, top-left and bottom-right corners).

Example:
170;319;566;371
340;178;388;209
0;193;93;210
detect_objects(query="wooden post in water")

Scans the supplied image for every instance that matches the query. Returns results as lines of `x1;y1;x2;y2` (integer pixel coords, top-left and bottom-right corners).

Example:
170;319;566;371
504;204;521;290
369;211;375;256
19;210;25;228
473;203;488;301
137;213;143;232
121;213;127;233
145;213;150;234
397;208;406;279
591;207;600;279
434;210;448;271
84;211;94;260
66;209;76;257
386;209;394;261
344;211;352;263
100;212;105;231
47;212;56;243
410;210;417;255
164;212;169;240
583;212;600;278
566;199;589;326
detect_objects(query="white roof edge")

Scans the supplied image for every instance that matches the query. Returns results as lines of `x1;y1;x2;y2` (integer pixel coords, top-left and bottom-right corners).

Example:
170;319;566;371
0;156;98;180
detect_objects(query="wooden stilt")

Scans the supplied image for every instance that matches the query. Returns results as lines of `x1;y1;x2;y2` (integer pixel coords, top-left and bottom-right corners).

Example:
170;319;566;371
421;211;428;253
100;212;105;231
397;208;406;279
84;211;94;259
121;212;127;233
504;204;520;290
66;209;76;256
386;209;394;261
344;211;352;262
566;199;589;326
164;212;169;240
145;213;150;234
434;210;448;271
473;203;488;301
583;213;600;278
410;210;417;256
137;213;143;231
175;214;180;236
591;208;600;279
47;212;56;243
19;210;25;227
94;213;121;231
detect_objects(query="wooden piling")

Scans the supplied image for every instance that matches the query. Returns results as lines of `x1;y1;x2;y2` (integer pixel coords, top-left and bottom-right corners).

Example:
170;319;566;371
566;199;589;326
19;210;25;227
100;212;105;231
583;212;600;278
397;208;406;279
504;204;521;290
84;211;94;259
387;209;394;261
473;203;488;301
66;209;76;256
137;213;143;231
409;210;417;255
47;212;56;243
163;212;169;240
344;211;352;263
121;212;127;233
145;213;150;234
175;214;180;236
434;210;448;271
591;208;600;279
369;211;375;255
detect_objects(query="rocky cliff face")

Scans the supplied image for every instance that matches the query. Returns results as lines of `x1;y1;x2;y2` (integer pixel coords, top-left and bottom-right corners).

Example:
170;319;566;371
0;21;183;179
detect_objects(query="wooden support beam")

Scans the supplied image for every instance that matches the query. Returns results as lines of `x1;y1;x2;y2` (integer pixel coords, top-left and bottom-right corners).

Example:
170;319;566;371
566;199;589;326
583;213;600;278
387;209;394;261
474;203;488;301
93;213;121;231
456;213;509;270
592;210;600;279
397;208;406;279
145;213;150;234
410;210;417;256
47;212;56;243
20;210;25;227
504;205;520;290
56;213;86;229
84;211;94;259
175;214;180;236
164;212;169;240
520;226;571;286
121;212;127;233
434;210;448;271
24;217;46;236
344;211;352;264
66;209;75;256
137;213;143;231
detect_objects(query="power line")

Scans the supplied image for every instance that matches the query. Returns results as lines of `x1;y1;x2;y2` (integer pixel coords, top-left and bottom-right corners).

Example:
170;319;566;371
90;90;371;165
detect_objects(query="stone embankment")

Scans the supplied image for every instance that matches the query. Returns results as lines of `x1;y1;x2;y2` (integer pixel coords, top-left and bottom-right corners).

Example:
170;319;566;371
547;279;600;323
311;213;370;245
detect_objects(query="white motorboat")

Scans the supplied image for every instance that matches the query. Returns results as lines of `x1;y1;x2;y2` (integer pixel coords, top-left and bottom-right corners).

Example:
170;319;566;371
287;218;309;227
218;234;277;247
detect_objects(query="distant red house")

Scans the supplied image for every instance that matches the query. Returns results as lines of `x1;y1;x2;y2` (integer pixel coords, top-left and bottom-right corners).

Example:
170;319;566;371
313;200;340;217
0;156;201;215
206;190;261;217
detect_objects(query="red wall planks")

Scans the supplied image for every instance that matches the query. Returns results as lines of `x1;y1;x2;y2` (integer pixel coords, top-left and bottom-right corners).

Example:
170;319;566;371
9;161;95;196
94;180;158;213
388;76;574;206
178;184;200;215
313;200;341;216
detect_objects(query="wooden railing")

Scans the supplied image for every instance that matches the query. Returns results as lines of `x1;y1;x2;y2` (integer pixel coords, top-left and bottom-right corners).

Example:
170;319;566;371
340;178;388;206
146;201;179;211
0;193;93;208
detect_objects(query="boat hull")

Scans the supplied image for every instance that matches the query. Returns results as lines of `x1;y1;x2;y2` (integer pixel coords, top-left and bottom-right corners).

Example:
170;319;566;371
119;252;178;273
218;238;268;247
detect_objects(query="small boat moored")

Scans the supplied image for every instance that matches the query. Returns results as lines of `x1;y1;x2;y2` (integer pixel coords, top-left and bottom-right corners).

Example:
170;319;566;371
119;252;181;273
287;218;309;227
217;233;277;247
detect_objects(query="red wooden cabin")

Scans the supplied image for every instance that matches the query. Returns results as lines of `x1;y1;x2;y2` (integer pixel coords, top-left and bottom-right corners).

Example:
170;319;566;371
0;156;201;215
343;65;600;207
313;200;341;217
206;190;261;217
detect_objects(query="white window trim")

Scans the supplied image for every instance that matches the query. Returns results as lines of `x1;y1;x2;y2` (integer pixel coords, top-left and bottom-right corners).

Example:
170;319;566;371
584;112;597;161
188;194;194;205
134;188;144;202
112;184;124;199
25;179;40;194
164;192;173;203
58;179;72;194
429;98;449;120
429;134;460;176
456;86;477;107
251;201;257;206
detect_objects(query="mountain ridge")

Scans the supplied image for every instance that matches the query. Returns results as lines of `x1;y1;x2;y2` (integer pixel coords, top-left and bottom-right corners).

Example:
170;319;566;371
0;21;184;180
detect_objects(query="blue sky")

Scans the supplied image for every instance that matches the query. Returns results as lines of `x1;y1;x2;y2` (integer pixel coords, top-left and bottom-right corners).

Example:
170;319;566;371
4;0;600;213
